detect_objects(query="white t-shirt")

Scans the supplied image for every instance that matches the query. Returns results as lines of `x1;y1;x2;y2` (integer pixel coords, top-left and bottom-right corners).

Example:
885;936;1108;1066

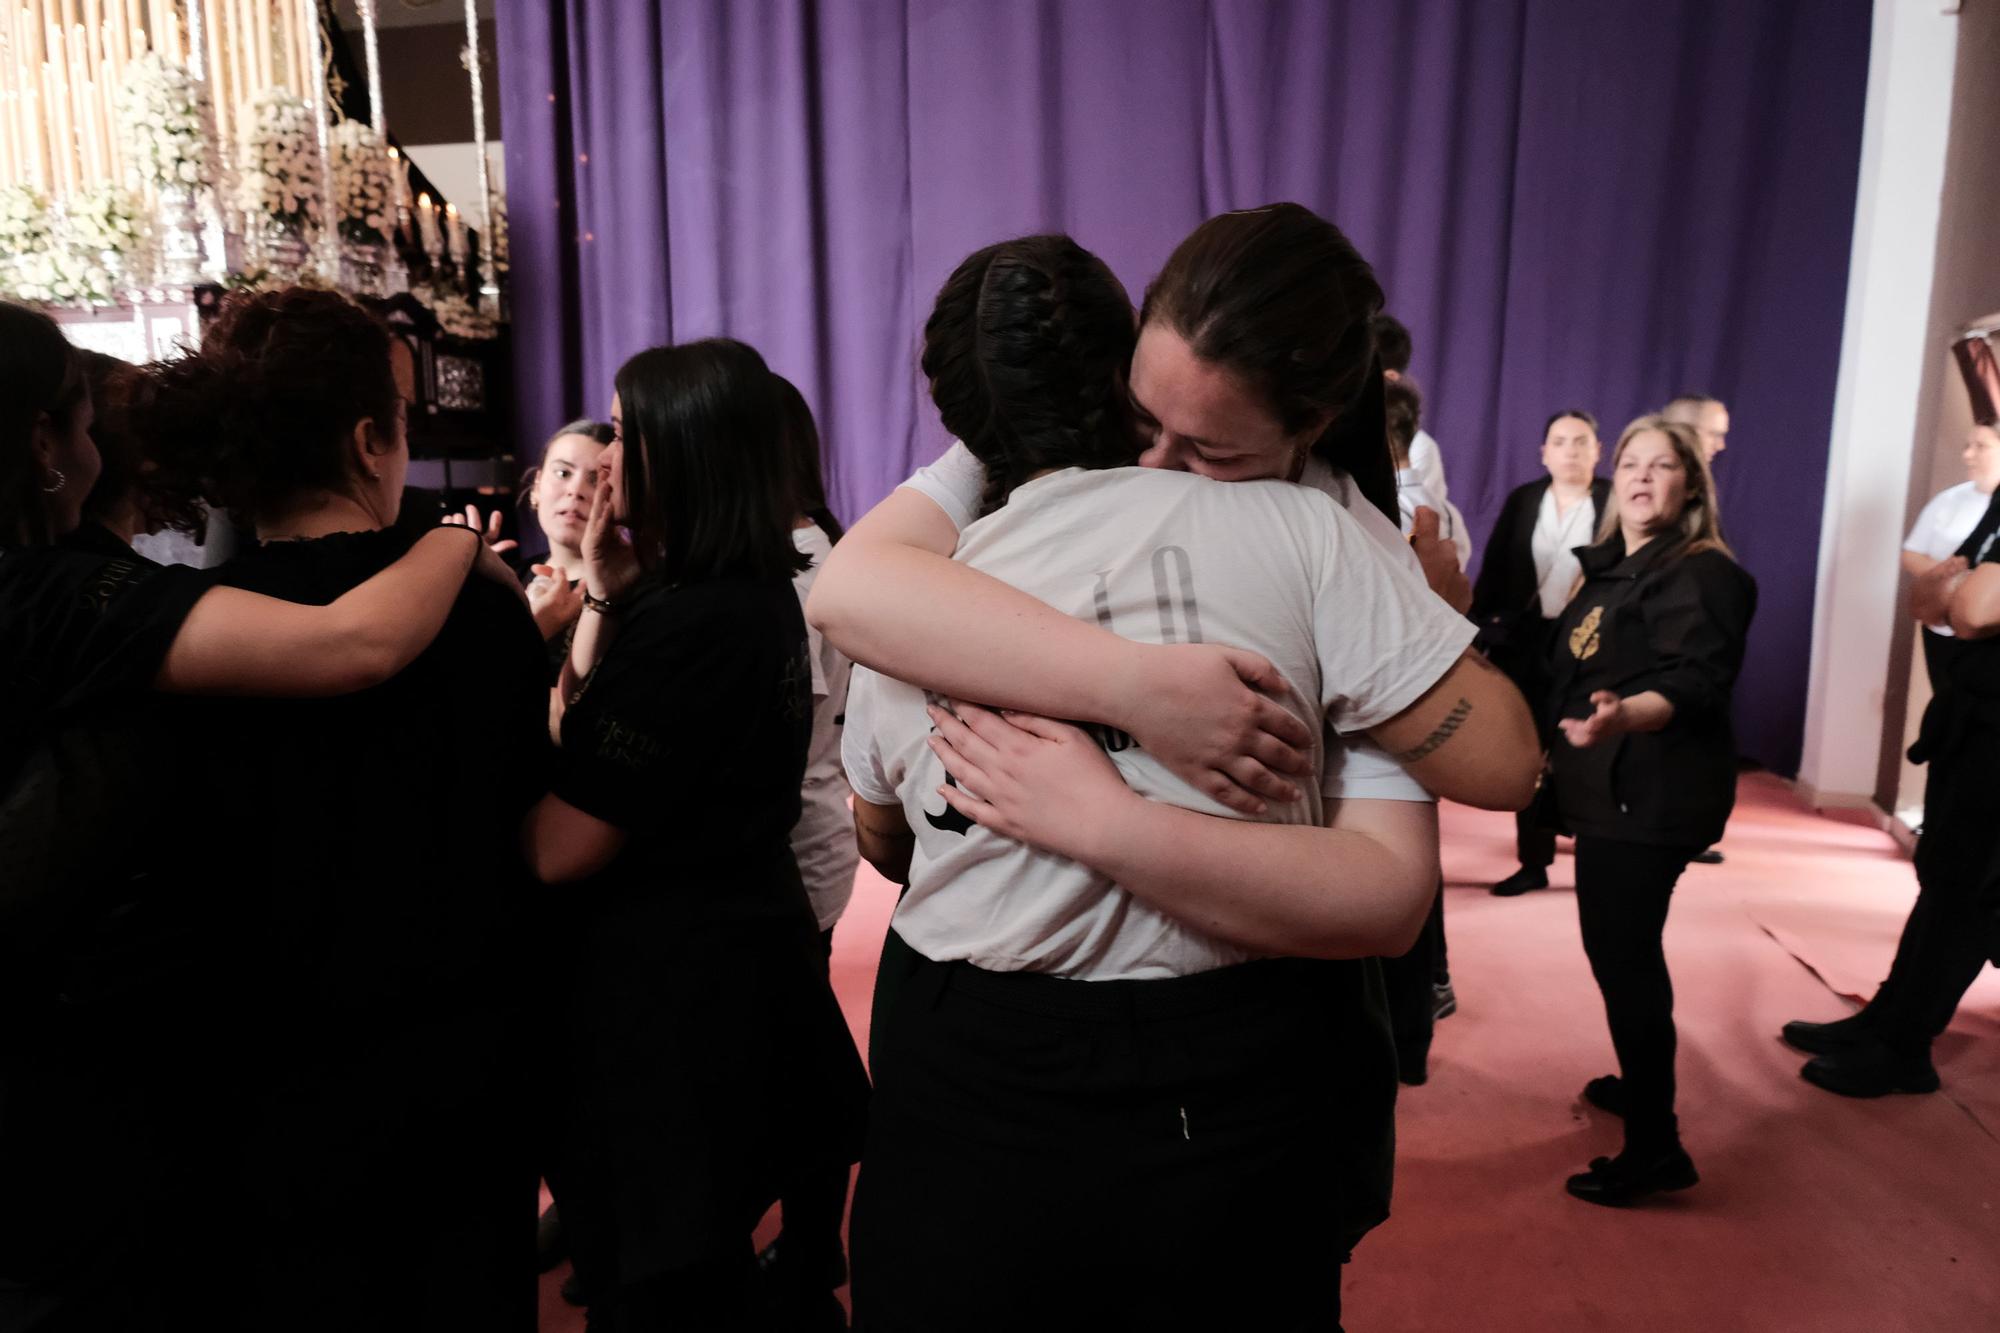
1409;428;1448;506
1905;481;1992;561
790;524;859;931
904;442;1441;803
847;466;1475;980
1532;486;1600;620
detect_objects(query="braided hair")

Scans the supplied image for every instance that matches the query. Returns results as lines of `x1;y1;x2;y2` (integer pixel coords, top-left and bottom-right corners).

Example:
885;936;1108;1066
921;234;1140;516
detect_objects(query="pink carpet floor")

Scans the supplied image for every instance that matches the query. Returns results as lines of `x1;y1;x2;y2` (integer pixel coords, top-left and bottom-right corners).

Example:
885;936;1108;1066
539;773;2000;1330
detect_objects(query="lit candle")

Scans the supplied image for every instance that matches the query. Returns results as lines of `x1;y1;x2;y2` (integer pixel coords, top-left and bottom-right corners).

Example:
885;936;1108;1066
387;142;405;209
445;200;465;262
416;189;440;256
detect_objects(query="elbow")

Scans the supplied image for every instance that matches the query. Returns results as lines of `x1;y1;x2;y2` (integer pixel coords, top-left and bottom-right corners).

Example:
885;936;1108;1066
803;564;849;637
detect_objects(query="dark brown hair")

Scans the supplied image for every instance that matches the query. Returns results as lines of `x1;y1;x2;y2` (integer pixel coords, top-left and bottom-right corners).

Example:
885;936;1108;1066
612;338;808;585
772;373;842;545
1;301;87;545
145;287;400;526
1371;313;1413;375
1384;378;1422;468
922;234;1139;516
1141;203;1394;519
1544;408;1599;438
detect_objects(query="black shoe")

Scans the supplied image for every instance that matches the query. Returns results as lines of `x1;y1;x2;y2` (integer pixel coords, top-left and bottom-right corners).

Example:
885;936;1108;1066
1692;848;1725;865
1800;1040;1940;1098
1432;981;1457;1021
1396;1043;1431;1086
1581;1074;1626;1117
537;1202;564;1274
1564;1146;1699;1207
1491;867;1548;897
560;1268;587;1307
1780;1009;1876;1056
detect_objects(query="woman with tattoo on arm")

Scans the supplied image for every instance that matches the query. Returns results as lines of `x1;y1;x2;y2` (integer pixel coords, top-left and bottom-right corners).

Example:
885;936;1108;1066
808;204;1537;819
841;233;1488;1333
1550;417;1755;1207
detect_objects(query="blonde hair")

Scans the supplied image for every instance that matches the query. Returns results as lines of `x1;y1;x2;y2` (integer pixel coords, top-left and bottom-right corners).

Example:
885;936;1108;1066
1595;414;1733;559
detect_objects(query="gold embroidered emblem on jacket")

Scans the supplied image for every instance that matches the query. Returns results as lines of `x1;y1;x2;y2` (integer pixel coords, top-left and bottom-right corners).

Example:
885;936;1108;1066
1569;606;1603;660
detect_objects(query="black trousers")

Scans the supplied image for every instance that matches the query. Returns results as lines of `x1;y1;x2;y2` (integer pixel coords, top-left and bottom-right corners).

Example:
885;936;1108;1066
1381;880;1446;1073
1868;744;2000;1051
769;926;853;1291
1573;837;1697;1152
851;933;1366;1332
1489;626;1561;870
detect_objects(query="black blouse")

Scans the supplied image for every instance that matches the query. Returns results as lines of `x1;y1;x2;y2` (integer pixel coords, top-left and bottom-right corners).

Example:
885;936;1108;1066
553;572;815;918
210;529;550;1017
1547;533;1757;848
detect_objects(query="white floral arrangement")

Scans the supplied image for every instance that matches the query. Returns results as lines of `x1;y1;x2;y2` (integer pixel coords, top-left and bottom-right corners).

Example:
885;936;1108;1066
66;183;146;263
115;52;211;190
331;119;392;245
0;183;51;258
237;88;321;233
11;246;119;307
413;282;502;341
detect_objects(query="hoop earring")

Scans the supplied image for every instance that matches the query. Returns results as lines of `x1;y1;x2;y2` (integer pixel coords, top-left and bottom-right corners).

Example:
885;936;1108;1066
41;467;65;494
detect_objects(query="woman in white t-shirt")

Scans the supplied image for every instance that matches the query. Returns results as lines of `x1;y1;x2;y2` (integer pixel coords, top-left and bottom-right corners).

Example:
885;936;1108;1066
839;223;1537;1332
1904;423;2000;684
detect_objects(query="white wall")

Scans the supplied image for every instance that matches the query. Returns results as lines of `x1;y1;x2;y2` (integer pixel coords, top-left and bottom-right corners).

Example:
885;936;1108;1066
1796;0;1961;808
404;142;506;226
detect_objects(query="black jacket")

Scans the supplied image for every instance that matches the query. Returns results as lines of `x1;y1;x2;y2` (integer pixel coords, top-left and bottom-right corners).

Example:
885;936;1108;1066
1547;532;1757;848
1470;476;1613;650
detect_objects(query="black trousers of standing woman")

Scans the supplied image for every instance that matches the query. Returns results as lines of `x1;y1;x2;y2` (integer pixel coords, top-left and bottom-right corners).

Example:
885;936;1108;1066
1573;837;1698;1152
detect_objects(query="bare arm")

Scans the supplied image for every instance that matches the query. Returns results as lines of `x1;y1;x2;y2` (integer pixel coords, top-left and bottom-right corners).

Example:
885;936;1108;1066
155;526;484;697
1902;549;1940;579
1948;562;2000;639
854;795;915;885
927;705;1436;958
521;792;629;883
551;478;634;737
1365;650;1542;811
808;487;1315;812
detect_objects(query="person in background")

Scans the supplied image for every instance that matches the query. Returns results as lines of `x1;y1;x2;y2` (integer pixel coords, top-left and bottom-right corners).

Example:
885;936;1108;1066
1472;410;1612;897
1373;313;1451;510
1900;423;2000;688
1782;486;2000;1098
1661;392;1732;866
1662;393;1729;464
759;371;858;1328
1381;375;1460;1059
1549;416;1754;1206
522;339;868;1329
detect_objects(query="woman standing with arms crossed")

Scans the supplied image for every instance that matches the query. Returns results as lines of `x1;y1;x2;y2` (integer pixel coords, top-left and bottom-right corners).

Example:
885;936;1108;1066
1550;416;1755;1206
1472;409;1612;896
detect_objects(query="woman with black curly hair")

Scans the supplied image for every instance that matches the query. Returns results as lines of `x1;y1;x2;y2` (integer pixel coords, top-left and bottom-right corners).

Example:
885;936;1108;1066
140;286;551;1330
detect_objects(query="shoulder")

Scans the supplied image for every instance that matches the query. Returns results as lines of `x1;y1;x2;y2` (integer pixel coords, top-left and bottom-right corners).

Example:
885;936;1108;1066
1662;546;1756;605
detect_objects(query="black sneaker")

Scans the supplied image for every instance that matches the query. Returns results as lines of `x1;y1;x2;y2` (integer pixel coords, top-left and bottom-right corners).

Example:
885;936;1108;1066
1565;1146;1699;1207
1780;1009;1876;1056
1800;1040;1940;1098
1692;848;1725;865
1491;867;1548;897
1432;981;1457;1021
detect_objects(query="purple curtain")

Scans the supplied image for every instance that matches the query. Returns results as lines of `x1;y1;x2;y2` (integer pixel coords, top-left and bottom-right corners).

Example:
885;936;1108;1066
498;0;1871;776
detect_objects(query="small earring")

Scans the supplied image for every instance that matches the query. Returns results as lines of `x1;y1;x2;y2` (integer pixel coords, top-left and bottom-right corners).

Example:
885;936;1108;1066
41;467;65;493
367;467;381;481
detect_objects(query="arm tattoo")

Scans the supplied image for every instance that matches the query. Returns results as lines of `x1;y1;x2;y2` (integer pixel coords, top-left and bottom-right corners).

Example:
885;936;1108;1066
1394;697;1473;764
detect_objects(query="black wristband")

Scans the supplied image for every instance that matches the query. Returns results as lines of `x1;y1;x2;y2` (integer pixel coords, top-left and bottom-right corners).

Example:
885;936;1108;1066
581;589;622;617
